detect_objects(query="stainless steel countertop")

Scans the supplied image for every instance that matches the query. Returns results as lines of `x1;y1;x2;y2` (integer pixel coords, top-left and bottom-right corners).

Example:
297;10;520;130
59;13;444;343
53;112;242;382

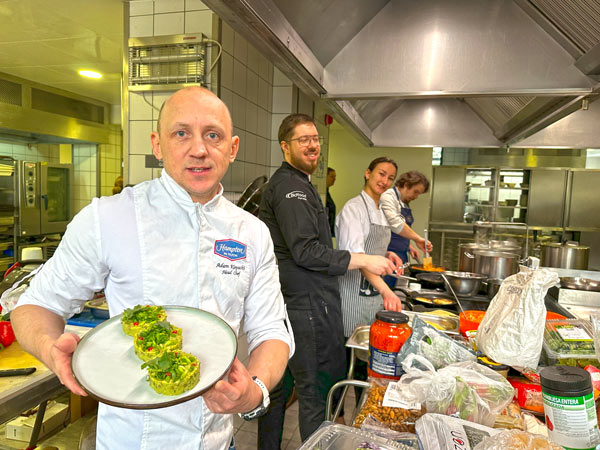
543;267;600;282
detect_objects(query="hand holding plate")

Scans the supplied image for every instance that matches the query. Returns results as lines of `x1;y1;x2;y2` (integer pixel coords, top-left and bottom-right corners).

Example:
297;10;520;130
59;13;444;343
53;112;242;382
202;358;261;414
53;332;87;396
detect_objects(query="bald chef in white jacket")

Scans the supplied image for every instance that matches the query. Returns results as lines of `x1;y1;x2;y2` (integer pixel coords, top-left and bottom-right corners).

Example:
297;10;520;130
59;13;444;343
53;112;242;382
12;87;294;450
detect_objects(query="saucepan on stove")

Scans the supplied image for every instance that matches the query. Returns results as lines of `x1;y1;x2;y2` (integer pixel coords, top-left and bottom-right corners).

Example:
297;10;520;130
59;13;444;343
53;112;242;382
394;287;457;309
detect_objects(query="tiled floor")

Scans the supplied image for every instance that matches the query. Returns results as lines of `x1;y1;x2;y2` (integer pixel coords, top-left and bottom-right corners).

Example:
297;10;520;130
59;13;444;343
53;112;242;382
0;388;358;450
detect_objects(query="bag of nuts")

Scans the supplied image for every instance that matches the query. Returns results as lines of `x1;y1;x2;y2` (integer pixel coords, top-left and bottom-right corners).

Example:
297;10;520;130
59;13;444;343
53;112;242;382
353;378;427;434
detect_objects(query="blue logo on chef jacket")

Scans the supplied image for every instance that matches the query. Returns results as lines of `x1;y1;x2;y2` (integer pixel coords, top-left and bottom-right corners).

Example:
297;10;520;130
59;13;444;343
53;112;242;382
214;239;247;261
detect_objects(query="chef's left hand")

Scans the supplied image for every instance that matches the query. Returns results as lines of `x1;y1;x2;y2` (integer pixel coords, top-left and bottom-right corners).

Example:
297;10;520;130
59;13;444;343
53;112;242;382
385;251;404;274
203;358;262;414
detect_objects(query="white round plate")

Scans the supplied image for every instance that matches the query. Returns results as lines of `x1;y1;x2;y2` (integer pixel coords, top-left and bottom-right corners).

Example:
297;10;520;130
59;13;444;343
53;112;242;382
71;306;237;409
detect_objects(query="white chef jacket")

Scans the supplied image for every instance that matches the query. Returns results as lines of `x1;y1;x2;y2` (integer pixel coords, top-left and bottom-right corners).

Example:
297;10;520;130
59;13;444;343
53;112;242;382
335;191;389;253
17;170;294;450
380;187;406;235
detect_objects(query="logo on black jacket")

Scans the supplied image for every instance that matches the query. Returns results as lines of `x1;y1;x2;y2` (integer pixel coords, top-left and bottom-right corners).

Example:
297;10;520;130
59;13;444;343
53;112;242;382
285;190;307;200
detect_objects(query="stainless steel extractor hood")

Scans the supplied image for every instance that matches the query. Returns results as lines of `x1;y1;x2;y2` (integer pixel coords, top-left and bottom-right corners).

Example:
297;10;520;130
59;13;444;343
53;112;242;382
205;0;600;148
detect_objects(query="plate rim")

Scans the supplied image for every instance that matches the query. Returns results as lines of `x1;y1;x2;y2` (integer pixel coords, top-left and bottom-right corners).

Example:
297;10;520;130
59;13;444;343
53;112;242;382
71;305;238;409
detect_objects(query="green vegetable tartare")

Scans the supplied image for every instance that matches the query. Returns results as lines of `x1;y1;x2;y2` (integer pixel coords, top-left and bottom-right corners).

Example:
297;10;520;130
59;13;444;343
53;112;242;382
141;351;200;396
133;321;183;362
121;304;167;336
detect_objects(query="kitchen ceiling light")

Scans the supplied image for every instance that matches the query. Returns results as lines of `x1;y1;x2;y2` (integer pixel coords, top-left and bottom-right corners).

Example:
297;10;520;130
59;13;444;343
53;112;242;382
78;70;102;79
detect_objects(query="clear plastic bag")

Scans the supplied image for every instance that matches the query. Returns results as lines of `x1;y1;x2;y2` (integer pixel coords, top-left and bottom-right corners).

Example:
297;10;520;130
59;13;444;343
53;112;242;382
359;417;420;449
472;429;563;450
396;316;476;370
493;400;524;430
415;413;500;450
353;378;426;434
476;267;559;370
399;355;515;427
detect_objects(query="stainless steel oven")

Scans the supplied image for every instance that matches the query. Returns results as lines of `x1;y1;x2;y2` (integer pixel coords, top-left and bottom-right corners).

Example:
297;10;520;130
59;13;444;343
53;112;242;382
17;160;73;236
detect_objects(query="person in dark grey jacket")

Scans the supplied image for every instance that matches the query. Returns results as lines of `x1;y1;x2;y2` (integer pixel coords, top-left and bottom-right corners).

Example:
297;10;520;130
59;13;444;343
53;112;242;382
258;114;399;448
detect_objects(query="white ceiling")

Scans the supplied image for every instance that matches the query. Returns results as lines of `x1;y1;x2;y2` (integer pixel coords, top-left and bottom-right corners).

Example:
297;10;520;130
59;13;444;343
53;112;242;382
0;0;124;105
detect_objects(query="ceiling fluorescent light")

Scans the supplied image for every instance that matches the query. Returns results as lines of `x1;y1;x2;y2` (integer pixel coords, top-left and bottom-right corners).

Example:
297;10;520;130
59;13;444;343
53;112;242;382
78;70;102;79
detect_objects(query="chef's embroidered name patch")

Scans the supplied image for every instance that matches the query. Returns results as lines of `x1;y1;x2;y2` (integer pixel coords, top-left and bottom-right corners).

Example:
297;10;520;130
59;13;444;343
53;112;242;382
285;190;307;200
214;239;247;261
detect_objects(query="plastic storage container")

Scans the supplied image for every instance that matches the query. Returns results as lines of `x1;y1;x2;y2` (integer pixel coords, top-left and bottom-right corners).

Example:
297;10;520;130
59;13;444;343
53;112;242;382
542;319;599;369
296;422;418;450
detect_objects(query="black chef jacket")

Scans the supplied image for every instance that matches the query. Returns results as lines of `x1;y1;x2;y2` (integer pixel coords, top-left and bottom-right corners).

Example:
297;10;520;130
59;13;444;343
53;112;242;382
326;188;336;236
259;162;351;309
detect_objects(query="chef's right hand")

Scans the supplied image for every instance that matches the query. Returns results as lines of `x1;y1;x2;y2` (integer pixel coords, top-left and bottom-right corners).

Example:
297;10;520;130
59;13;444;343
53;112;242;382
47;333;87;396
361;254;395;276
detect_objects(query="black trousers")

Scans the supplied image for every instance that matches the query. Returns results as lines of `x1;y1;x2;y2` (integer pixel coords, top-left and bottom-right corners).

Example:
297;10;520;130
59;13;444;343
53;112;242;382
258;297;346;449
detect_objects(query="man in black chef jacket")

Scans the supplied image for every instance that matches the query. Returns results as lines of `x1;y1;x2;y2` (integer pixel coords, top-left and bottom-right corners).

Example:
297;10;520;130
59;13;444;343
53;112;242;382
258;114;398;448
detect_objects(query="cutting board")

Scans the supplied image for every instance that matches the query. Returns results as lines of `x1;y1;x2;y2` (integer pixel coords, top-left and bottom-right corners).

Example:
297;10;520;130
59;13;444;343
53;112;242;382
0;342;49;393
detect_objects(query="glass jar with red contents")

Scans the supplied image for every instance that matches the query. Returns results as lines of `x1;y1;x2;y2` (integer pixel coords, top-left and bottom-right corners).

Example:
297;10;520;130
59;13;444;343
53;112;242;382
368;311;412;380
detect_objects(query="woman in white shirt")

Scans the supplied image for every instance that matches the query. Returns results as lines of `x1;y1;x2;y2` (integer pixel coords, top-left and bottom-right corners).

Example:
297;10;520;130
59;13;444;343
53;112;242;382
336;157;404;339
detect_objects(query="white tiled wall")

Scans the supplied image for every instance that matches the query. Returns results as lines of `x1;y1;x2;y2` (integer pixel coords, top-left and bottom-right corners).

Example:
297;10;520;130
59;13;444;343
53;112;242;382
220;20;274;194
100;126;124;197
0;142;61;163
73;144;98;214
129;0;212;38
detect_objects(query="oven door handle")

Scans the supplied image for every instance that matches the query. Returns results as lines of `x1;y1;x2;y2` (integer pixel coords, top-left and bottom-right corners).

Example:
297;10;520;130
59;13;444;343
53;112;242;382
41;194;48;210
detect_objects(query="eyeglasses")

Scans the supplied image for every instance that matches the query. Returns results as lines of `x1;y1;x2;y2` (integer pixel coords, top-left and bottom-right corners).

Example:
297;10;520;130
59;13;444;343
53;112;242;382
288;135;324;147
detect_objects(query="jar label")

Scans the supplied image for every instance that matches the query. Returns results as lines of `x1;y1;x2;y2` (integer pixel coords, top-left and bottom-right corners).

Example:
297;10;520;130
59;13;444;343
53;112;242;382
369;345;401;377
542;391;600;449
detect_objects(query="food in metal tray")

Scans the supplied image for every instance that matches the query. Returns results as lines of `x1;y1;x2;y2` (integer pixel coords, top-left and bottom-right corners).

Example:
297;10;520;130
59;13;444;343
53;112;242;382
133;320;182;362
121;304;167;336
141;351;200;395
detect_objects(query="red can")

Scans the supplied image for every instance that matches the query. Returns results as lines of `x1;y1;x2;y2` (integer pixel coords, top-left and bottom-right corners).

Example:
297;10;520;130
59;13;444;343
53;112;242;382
368;311;412;380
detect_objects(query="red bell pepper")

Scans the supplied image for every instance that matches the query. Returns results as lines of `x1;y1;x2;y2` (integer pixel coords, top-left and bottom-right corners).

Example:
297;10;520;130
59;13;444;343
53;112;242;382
0;321;16;349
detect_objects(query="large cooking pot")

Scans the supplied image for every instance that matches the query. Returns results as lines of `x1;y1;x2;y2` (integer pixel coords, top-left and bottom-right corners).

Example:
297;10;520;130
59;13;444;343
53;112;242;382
489;240;521;255
540;242;589;270
459;242;522;273
469;250;519;280
458;243;482;272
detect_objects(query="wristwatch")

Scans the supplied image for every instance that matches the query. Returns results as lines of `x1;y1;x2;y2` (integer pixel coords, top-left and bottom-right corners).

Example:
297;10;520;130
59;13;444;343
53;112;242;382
238;376;270;421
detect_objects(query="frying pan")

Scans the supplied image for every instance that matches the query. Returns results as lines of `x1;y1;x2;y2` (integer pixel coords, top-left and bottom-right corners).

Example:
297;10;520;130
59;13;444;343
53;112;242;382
408;264;446;276
394;287;457;309
415;272;445;290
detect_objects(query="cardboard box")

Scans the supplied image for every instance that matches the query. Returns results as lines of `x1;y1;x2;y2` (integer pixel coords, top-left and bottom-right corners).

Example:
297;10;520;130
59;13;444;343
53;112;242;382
6;402;69;441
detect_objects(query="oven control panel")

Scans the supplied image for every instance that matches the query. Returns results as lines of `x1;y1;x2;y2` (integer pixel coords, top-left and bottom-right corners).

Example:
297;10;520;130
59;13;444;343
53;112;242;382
23;162;36;208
